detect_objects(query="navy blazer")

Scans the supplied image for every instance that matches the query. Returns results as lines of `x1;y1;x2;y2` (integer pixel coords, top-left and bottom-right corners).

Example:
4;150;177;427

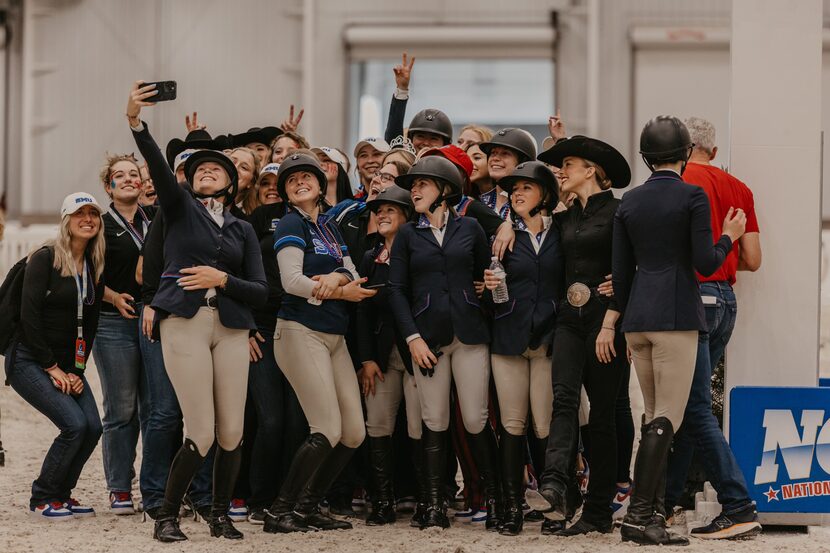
132;123;268;330
356;243;413;373
489;224;565;356
612;170;733;333
388;214;491;349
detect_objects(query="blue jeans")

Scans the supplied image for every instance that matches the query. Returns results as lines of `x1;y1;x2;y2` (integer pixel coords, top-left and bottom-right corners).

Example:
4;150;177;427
138;306;213;511
91;311;145;493
666;281;752;513
6;344;102;508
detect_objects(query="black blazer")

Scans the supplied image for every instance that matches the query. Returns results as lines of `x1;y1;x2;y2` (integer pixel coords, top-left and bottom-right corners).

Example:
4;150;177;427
489;226;565;355
356;243;413;373
612;170;733;333
132;123;268;330
388;214;490;349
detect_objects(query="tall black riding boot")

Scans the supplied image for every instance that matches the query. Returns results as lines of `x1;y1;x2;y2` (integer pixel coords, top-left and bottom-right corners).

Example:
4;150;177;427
296;443;358;530
528;433;548;481
621;418;686;546
263;433;332;534
467;426;503;531
648;460;689;545
410;438;429;528
366;436;396;525
153;438;206;543
209;443;244;539
421;426;450;529
499;432;525;536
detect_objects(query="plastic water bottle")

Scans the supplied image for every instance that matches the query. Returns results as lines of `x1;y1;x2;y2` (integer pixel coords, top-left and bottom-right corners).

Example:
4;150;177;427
490;256;509;304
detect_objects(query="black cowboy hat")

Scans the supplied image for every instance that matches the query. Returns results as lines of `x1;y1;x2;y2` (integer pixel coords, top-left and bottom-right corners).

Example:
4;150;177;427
537;135;631;189
366;185;414;217
230;126;283;149
165;129;220;169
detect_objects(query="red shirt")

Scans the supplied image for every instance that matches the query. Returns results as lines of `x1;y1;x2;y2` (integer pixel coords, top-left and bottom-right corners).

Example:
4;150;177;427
682;162;759;284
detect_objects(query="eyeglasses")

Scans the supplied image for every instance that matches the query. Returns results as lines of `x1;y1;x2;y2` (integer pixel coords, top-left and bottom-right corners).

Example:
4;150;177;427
372;171;396;184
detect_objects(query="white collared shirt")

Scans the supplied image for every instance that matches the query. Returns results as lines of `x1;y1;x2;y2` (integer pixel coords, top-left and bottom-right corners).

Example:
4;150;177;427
427;211;450;246
519;215;553;254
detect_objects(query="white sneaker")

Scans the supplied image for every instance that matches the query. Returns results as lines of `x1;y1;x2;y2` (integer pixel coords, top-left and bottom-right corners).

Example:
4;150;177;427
66;498;96;518
109;492;135;515
30;502;74;521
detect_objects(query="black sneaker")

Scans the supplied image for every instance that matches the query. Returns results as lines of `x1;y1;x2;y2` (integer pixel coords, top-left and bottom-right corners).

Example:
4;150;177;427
691;504;761;540
248;508;267;525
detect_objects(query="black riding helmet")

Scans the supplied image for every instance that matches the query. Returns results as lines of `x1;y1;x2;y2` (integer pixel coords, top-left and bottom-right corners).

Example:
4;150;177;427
183;149;239;205
366;184;414;219
498;161;558;216
395;156;464;212
479;128;538;163
276;153;328;204
408;109;453;144
639;116;694;172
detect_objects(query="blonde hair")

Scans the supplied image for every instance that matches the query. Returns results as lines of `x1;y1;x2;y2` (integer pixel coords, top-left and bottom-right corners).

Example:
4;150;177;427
271;131;310;156
31;211;106;281
583;159;612;190
459;124;494;144
231;147;261;214
99;153;140;192
382;149;415;167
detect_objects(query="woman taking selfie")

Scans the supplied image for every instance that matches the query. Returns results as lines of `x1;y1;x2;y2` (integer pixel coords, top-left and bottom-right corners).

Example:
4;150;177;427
6;192;105;520
127;81;268;543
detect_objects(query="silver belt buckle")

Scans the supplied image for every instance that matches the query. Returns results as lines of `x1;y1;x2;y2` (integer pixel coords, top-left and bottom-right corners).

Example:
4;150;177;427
567;283;591;308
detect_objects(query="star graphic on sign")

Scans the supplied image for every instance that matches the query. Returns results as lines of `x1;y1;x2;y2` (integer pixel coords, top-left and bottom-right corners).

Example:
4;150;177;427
763;486;779;502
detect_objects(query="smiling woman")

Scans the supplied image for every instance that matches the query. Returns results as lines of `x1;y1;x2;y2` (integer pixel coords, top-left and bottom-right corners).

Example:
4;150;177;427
92;153;157;516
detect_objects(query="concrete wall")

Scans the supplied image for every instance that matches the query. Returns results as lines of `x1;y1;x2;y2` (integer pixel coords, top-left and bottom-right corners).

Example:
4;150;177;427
5;0;830;221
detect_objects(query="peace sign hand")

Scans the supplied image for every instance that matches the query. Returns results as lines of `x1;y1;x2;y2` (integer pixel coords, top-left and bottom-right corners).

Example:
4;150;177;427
281;105;304;133
393;52;416;90
185;112;206;133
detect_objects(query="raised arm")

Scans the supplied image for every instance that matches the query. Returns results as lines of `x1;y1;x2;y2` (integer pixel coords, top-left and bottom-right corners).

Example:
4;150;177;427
384;53;414;143
126;81;186;214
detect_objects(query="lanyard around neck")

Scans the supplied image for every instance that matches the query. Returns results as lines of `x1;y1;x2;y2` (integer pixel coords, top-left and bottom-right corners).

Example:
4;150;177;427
72;260;90;339
108;204;148;249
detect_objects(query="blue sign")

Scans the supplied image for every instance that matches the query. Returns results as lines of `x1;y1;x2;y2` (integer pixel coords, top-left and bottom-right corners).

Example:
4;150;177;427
730;386;830;513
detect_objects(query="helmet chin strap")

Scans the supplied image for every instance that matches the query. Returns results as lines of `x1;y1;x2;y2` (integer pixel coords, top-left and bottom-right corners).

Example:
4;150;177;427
193;184;233;205
428;193;446;213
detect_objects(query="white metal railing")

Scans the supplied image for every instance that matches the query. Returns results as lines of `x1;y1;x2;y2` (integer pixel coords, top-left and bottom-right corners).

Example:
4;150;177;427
0;223;58;278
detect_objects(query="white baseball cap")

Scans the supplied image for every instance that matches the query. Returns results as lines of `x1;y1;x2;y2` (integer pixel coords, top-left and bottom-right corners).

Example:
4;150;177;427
311;147;349;173
173;148;198;173
353;137;391;157
258;162;281;182
61;192;102;218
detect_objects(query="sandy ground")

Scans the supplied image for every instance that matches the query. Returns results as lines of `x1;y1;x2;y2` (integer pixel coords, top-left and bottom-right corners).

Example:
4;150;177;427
1;365;829;553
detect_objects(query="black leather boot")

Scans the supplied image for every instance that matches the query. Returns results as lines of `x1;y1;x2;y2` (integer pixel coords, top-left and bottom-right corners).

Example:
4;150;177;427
621;418;687;546
366;436;396;526
263;433;332;534
410;438;429;528
296;443;358;530
498;432;525;536
209;443;244;539
646;464;689;545
420;427;450;529
467;426;503;531
153;439;205;543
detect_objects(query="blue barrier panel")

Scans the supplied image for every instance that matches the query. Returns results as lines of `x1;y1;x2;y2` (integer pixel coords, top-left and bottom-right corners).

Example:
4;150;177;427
820;378;830;388
730;386;830;513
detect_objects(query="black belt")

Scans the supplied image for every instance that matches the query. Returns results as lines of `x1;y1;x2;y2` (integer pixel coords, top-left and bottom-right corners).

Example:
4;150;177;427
201;296;218;308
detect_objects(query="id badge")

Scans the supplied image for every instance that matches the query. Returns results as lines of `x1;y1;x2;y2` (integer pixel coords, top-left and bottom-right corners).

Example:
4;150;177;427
74;338;86;370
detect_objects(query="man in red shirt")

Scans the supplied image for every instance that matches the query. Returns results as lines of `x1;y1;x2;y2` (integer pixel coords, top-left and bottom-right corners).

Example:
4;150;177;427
665;117;762;539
